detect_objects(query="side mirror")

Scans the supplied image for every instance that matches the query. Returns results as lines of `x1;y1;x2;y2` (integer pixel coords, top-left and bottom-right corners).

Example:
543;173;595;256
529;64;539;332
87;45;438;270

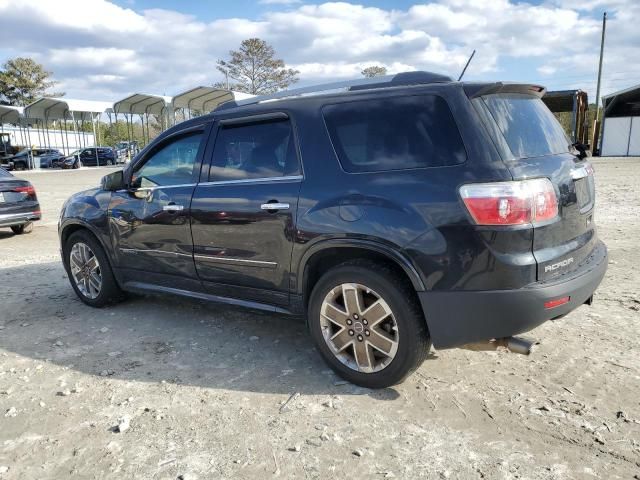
101;170;125;191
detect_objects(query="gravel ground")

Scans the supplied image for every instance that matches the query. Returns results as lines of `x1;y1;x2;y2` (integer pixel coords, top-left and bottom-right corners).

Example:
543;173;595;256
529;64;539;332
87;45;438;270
0;160;638;479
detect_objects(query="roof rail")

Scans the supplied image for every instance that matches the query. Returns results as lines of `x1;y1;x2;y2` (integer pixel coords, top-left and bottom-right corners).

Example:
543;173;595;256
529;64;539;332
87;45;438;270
215;71;453;111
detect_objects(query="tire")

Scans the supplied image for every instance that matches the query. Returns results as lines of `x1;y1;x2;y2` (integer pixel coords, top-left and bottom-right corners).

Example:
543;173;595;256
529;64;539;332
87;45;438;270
14;162;26;171
11;222;33;235
308;260;431;388
63;230;124;307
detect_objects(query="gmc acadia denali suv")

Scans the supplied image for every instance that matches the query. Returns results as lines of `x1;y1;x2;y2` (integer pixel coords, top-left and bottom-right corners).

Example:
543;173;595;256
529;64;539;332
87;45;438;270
58;72;607;388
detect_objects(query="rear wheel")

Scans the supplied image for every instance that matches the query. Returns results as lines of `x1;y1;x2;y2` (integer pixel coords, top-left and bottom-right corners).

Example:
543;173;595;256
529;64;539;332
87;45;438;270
308;260;431;388
63;230;124;307
11;222;33;235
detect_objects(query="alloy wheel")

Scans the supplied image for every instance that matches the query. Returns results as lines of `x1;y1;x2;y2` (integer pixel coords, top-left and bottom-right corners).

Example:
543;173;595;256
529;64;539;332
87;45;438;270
320;283;399;373
69;242;102;299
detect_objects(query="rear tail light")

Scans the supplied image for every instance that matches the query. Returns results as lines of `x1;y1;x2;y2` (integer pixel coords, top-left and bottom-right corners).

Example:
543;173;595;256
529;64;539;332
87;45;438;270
459;178;558;226
13;185;36;198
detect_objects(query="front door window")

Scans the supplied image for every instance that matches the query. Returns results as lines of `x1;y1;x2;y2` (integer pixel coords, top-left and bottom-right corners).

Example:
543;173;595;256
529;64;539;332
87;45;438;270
132;133;203;188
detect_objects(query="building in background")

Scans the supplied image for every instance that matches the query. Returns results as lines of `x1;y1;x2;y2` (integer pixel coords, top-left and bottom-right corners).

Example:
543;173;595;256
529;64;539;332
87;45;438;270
600;84;640;157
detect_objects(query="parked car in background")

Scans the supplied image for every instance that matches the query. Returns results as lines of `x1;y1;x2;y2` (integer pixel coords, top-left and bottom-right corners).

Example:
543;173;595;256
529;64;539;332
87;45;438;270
62;147;117;169
37;149;65;168
58;72;607;388
2;148;63;171
114;141;140;163
0;167;40;234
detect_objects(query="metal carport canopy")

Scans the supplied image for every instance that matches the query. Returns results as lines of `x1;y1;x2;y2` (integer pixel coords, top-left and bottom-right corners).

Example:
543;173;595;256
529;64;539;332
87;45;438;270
113;93;172;115
171;87;253;112
602;83;640;117
0;105;23;124
24;98;112;121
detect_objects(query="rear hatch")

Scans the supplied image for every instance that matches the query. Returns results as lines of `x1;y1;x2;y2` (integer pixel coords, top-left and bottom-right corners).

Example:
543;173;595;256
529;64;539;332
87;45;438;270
470;86;597;282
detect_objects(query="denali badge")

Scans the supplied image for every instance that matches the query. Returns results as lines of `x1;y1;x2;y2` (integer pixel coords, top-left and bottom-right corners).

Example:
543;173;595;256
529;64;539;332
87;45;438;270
545;257;574;273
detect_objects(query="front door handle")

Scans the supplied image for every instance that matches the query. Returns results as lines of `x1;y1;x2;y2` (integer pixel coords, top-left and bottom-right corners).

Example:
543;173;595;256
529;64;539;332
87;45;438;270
261;202;290;211
163;204;184;212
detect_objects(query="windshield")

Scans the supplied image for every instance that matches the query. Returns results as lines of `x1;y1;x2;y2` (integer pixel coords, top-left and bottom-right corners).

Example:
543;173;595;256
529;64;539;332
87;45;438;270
480;94;570;159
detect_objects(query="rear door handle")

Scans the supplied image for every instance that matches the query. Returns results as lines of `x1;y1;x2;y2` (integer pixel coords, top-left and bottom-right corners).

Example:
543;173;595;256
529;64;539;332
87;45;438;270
163;204;184;212
261;202;290;211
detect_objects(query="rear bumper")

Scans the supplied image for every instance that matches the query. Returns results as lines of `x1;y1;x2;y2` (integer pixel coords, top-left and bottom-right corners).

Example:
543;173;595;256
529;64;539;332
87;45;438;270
0;211;41;227
419;241;608;349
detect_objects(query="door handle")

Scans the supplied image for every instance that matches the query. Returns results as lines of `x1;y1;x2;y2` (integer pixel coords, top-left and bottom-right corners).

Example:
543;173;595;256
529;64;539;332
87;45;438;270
163;204;184;212
261;202;290;211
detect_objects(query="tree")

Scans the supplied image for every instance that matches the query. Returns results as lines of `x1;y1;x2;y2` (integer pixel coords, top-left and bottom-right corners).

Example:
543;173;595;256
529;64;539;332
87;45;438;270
0;57;64;106
216;38;299;95
361;66;388;78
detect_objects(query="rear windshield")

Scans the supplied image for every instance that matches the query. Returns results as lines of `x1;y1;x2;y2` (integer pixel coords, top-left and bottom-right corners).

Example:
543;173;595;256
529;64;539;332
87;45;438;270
323;95;466;173
480;94;570;159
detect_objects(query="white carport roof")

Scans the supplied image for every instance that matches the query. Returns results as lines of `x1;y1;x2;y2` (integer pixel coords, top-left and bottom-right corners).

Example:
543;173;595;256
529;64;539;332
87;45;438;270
113;93;172;115
0;105;23;124
24;98;112;121
171;87;254;112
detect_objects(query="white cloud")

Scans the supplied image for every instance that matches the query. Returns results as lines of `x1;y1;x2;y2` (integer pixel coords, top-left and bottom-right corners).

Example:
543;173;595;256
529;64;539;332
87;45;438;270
0;0;637;103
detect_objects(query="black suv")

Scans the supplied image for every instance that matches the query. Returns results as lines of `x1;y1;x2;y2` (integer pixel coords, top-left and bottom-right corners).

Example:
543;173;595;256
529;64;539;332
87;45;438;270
58;72;607;388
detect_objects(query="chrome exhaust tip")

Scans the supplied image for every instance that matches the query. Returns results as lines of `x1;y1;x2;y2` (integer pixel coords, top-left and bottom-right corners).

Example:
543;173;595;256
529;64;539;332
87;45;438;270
504;336;536;355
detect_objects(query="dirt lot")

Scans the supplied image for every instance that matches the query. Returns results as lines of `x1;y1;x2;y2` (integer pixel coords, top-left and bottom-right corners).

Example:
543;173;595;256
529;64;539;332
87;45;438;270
0;161;638;479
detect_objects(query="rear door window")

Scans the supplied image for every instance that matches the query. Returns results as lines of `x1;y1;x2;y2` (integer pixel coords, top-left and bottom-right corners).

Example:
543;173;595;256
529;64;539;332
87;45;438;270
323;95;466;173
209;118;301;181
479;94;570;159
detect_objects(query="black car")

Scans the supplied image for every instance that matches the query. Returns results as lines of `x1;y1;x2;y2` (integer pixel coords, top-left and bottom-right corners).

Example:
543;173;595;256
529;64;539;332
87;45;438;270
38;149;65;168
58;72;607;388
62;147;117;169
0;167;40;234
3;148;62;170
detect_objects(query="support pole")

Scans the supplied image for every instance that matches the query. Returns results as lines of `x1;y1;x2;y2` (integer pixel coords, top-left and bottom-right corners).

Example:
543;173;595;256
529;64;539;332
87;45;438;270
593;12;607;154
44;115;52;152
92;114;99;167
64;118;70;155
36;119;42;149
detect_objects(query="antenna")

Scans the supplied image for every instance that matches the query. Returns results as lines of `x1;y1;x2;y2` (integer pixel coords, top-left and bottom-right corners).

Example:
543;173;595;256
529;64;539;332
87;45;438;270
458;50;476;81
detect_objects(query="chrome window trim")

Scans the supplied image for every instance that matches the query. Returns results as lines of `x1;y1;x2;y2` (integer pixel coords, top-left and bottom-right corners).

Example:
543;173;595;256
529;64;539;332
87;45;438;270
193;254;277;269
198;175;303;187
116;182;197;193
116;174;304;193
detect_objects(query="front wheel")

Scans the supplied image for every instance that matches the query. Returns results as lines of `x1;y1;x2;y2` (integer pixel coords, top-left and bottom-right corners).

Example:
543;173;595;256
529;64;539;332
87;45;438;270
63;230;124;307
308;261;431;388
11;222;33;235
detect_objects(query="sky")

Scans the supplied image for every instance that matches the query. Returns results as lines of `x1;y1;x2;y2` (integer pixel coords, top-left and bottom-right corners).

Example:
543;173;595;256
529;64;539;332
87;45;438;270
0;0;637;104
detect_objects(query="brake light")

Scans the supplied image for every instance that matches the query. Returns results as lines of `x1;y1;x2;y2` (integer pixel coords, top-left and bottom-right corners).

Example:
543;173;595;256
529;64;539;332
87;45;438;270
13;185;36;197
459;179;558;226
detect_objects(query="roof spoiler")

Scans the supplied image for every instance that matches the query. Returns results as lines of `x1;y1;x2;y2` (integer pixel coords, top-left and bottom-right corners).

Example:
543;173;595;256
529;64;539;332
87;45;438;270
464;82;546;99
